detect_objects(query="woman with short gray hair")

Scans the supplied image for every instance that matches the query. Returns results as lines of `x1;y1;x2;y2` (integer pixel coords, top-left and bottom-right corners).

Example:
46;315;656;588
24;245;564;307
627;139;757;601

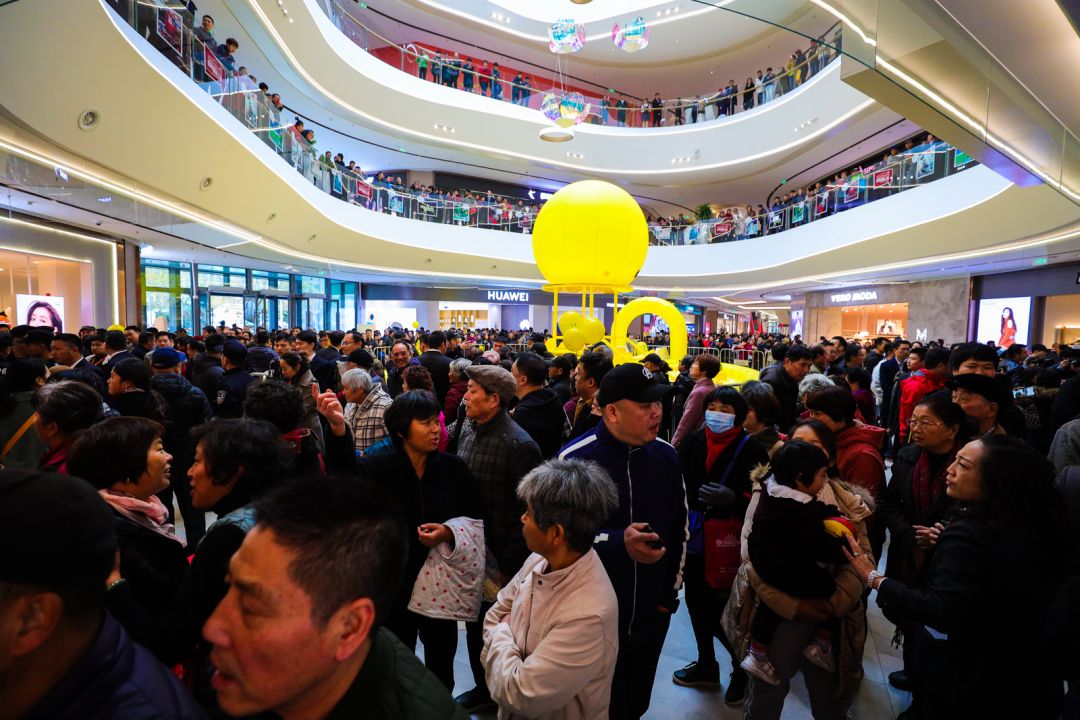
798;373;835;408
482;458;621;720
444;357;472;419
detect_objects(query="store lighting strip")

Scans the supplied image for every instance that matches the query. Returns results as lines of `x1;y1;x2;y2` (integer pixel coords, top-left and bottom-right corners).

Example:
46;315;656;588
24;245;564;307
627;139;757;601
245;0;874;170
0;215;120;324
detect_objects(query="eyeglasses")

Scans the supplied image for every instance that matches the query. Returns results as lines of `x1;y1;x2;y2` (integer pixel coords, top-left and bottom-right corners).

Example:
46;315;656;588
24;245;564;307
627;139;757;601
907;417;944;428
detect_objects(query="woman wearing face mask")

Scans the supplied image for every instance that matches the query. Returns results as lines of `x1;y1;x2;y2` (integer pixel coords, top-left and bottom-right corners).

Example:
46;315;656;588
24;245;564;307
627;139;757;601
673;386;769;705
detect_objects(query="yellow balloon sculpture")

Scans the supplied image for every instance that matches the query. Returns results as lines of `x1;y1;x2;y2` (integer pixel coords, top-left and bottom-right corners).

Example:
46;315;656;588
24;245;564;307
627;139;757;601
532;179;749;384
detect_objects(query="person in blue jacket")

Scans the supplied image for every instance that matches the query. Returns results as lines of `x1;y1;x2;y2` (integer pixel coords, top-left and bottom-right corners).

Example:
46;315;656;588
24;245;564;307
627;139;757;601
559;362;688;720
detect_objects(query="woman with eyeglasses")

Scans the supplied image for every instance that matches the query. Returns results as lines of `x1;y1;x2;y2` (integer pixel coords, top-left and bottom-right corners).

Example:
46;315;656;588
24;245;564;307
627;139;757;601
876;395;969;707
846;435;1073;720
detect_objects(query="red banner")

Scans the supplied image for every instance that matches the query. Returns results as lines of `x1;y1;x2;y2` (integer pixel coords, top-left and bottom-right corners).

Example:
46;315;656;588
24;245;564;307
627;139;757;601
873;167;895;188
157;8;183;55
712;222;733;237
352;180;372;200
204;44;226;83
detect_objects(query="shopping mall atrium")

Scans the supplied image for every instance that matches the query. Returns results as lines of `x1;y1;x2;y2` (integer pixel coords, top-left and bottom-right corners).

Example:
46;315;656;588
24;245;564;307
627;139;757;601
1;0;1079;719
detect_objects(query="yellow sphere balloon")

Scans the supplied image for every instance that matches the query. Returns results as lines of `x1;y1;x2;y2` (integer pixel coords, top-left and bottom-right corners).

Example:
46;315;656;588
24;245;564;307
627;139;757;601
412;321;420;329
582;317;605;345
559;311;584;333
562;327;586;352
532;180;648;290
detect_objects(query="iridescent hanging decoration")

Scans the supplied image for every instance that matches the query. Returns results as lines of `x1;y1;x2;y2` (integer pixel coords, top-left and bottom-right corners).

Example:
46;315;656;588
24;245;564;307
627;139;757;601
540;93;562;123
548;18;585;54
612;16;650;53
555;92;590;128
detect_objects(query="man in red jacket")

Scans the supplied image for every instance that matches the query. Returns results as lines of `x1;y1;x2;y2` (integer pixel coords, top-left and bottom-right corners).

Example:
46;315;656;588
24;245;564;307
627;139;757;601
804;385;887;560
897;347;950;441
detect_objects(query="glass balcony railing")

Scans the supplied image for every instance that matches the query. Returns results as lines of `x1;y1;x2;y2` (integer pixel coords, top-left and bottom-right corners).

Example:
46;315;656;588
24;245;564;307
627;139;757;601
317;0;842;129
653;145;979;246
101;1;977;245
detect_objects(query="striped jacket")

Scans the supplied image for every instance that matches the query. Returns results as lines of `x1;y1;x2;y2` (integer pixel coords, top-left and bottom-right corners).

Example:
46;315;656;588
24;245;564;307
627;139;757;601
560;422;688;635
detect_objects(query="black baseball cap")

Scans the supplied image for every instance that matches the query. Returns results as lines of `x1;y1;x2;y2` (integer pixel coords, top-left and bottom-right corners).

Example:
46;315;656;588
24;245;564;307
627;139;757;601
598;363;672;407
0;469;116;595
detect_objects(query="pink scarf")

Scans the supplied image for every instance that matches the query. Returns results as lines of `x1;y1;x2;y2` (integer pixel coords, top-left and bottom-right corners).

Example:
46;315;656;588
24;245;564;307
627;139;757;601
99;490;183;545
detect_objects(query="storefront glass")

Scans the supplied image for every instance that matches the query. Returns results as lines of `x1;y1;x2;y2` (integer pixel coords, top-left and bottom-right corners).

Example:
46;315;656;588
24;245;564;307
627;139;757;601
142;259;194;331
329;280;359;329
197;265;247;289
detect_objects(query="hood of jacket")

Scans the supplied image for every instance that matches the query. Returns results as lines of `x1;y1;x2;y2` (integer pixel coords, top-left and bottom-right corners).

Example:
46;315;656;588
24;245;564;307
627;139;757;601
836;420;885;454
149;372;195;399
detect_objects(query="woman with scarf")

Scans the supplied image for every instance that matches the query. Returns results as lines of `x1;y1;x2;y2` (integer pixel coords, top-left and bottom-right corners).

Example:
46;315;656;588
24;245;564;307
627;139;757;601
876;394;968;708
68;416;187;611
673;386;769;706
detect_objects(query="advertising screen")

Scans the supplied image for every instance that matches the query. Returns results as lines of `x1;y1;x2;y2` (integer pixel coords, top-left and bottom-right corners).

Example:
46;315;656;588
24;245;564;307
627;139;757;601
976;297;1031;347
17;294;65;334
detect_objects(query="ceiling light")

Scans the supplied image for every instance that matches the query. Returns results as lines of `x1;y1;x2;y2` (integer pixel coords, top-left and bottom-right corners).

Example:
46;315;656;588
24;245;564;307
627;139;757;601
539;125;574;142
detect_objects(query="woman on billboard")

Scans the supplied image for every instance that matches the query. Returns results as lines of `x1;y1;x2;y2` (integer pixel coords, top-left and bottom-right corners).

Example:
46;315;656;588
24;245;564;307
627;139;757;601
26;299;63;334
999;307;1017;348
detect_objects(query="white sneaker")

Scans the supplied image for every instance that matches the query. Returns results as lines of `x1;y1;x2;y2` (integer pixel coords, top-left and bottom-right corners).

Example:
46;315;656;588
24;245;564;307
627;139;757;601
740;652;781;686
803;641;836;672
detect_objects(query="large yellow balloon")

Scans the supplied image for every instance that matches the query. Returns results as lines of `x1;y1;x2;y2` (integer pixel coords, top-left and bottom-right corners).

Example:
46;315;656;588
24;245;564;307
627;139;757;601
532;180;648;291
412;321;420;329
562;327;586;352
559;311;584;332
582;317;605;345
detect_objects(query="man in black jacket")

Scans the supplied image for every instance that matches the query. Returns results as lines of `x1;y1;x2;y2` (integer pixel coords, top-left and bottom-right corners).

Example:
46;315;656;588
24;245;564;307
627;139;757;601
418;330;452;406
213;341;254;419
510;352;565;458
295;330;340;393
150;347;211;546
191;333;225;401
546;353;575;405
759;345;812;433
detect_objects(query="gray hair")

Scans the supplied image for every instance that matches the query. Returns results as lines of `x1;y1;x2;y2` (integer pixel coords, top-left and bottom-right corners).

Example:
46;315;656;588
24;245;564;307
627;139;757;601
341;368;374;393
449;357;472;381
516;458;619;554
799;373;835;398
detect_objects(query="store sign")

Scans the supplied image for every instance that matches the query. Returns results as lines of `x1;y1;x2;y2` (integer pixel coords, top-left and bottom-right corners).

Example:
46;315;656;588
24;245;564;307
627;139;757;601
487;290;530;303
830;290;877;303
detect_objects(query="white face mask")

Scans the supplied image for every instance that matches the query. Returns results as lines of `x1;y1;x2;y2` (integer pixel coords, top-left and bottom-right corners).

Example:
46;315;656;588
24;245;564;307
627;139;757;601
704;410;736;434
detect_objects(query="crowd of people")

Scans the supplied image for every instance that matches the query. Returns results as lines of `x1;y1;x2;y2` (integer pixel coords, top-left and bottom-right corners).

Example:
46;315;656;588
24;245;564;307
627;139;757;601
2;316;1079;720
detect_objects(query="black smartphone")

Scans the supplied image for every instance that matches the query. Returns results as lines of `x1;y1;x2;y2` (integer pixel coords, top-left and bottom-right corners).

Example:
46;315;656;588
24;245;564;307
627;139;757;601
641;524;664;550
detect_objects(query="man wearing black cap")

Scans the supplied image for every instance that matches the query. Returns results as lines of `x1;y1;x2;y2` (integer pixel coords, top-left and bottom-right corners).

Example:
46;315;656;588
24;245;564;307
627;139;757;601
214;340;255;419
445;330;464;360
559;363;688;720
0;469;207;719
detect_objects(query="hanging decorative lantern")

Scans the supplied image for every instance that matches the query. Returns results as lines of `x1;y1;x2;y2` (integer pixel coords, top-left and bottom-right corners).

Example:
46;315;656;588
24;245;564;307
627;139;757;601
556;92;590;127
548;18;585;54
612;16;650;53
540;92;562;123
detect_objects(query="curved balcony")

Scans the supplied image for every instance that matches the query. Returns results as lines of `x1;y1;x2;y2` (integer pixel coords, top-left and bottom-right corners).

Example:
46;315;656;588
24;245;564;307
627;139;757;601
2;0;1077;293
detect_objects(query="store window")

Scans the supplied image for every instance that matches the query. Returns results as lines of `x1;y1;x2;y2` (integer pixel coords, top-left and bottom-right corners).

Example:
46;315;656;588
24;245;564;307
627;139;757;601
329;280;359;329
298;275;327;295
197;265;247;289
142;259;194;331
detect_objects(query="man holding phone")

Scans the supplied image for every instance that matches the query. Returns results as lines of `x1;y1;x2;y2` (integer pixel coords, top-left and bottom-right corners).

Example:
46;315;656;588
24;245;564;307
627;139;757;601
560;363;688;720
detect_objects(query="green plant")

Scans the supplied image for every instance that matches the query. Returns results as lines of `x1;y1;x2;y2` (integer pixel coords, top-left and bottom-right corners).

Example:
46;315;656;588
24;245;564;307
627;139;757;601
695;203;714;221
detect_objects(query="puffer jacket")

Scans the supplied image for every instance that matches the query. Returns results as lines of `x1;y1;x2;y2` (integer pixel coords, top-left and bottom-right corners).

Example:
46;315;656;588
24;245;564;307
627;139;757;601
759;363;800;433
150;373;211;484
722;466;873;702
443;379;467;420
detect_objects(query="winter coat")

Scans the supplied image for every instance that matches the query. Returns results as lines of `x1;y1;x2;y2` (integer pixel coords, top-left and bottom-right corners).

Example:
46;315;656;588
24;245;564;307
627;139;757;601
418;350;453;406
511;387;566;459
1049;417;1080;474
898;371;948;440
25;613;208;720
875;515;1068;719
878;443;953;585
672;377;714;448
834;421;886;497
0;390;46;470
112;510;189;614
560;421;688;634
670;371;695;429
749;425;784;457
409;517;485;622
387;357;421;398
679;428;769;521
188;354;223;402
443;379;467;421
759;363;800;433
722;470;872;703
244;345;278;374
563;395;601;443
287;369;324;448
482;550;619;720
877;358;901;424
108;390;164;423
308;353;341;394
548;376;572;406
150;373;211;484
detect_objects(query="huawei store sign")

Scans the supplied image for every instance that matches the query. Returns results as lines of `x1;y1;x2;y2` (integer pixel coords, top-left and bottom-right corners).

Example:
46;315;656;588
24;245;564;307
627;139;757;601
830;290;878;304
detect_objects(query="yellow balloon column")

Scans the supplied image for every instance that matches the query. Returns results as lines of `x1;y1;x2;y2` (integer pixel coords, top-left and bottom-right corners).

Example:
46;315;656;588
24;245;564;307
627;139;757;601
531;180;687;370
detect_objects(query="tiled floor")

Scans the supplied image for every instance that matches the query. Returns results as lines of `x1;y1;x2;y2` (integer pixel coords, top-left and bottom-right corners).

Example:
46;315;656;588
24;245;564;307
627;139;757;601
444;587;910;720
